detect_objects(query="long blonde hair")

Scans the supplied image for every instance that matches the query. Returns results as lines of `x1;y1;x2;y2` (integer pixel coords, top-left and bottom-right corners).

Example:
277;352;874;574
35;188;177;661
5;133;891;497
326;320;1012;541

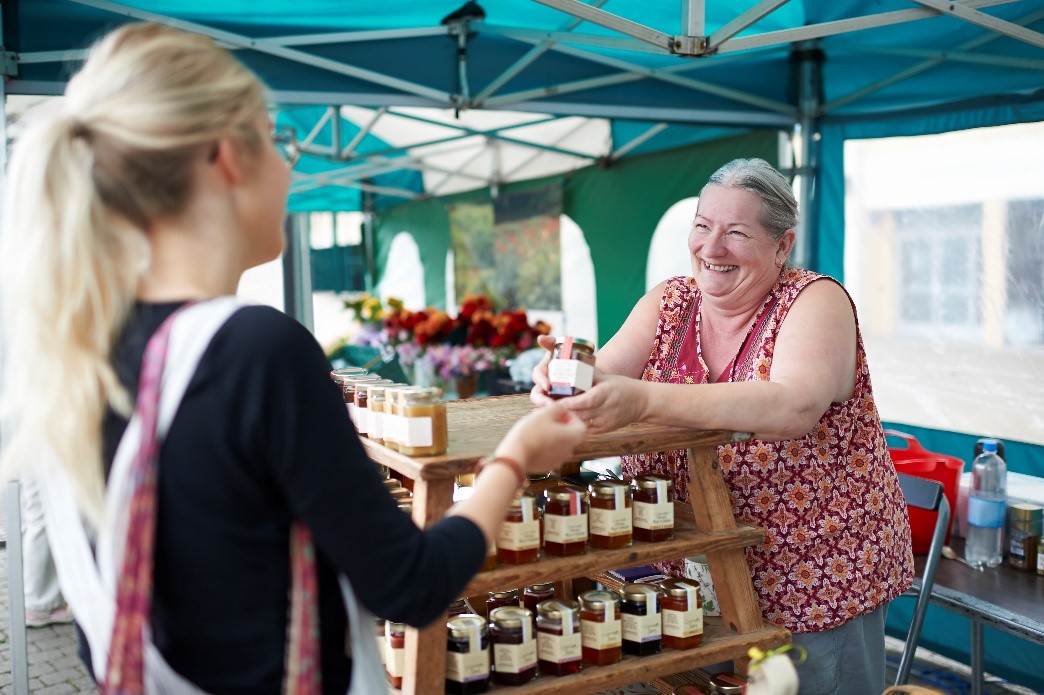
0;22;266;523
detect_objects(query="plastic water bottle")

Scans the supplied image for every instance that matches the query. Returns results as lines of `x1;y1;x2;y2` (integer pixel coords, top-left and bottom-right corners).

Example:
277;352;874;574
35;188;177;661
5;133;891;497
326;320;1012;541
965;439;1006;568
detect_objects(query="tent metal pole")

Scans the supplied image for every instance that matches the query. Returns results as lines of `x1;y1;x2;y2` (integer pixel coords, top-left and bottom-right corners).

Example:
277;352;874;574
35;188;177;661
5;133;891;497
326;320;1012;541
341;107;387;159
281;215;314;330
708;0;790;52
683;0;705;37
909;0;1044;49
532;0;674;51
363;189;377;293
794;40;822;271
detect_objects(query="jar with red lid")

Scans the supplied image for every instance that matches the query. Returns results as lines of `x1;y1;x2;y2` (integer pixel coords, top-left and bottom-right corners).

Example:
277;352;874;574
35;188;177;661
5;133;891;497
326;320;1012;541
579;590;622;666
547;336;596;399
658;578;703;649
489;606;537;686
632;474;675;542
445;615;490;694
497;493;541;564
384;621;406;688
621;583;663;656
486;589;520;615
536;599;582;676
589;480;633;549
543;486;589;556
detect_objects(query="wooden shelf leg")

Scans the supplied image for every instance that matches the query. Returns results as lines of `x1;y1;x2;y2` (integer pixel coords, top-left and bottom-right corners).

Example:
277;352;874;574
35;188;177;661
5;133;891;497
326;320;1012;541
686;446;766;635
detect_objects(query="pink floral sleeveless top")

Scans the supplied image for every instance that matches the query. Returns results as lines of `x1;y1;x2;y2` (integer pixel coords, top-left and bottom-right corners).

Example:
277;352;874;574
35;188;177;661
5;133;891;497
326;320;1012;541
622;269;913;633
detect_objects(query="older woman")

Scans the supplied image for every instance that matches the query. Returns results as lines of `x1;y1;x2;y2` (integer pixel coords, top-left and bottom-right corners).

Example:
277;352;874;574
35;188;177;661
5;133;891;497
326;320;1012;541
533;158;913;695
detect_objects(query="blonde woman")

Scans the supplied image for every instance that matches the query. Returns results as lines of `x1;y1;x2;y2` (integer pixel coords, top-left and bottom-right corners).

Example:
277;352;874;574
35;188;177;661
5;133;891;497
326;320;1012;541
0;22;586;693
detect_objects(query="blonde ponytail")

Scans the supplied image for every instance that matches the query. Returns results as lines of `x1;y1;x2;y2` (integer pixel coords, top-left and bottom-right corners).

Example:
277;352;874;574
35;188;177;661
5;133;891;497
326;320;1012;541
0;22;266;524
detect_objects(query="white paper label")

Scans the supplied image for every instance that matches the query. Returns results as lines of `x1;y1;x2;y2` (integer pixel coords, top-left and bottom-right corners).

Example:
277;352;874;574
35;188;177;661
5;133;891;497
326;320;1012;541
581;618;621;650
446;648;490;684
537;632;582;664
498;519;541;551
663;607;703;639
354;405;368;434
548;358;594;392
403;416;433;447
347;402;360;429
384;414;404;445
375;635;385;665
590;507;632;537
386;646;405;677
493;640;537;674
367;408;383;440
622;611;662;643
634;500;674;530
544;513;588;544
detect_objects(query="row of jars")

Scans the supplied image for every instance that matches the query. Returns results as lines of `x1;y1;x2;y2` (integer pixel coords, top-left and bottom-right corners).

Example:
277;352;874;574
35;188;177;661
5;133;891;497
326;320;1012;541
381;580;703;692
483;476;676;570
330;368;449;456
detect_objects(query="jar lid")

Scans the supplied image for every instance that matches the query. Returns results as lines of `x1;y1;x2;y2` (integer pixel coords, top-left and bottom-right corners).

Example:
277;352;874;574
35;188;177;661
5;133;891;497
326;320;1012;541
330;367;368;381
621;583;664;603
387;621;406;632
397;502;412;515
536;599;580;620
525;582;555;593
489;606;532;629
402;386;443;403
448;598;467;611
1008;503;1043;521
364;380;394;396
389;488;413;500
488;590;519;601
709;672;746;694
553;336;596;352
446;614;487;638
659;578;701;599
381;478;402;490
545;485;589;503
589;480;631;498
633;474;673;490
338;374;383;392
579;590;620;611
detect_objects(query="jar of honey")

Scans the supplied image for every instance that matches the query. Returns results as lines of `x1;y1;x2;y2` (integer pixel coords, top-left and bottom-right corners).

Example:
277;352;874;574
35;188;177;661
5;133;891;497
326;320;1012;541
497;493;541;564
399;387;448;456
486;589;520;615
543;486;589;556
353;378;391;437
621;583;663;656
365;382;398;445
589;480;633;549
548;336;596;399
489;606;538;685
385;621;406;688
536;599;582;676
445;615;490;694
632;474;675;542
579;590;622;666
658;578;703;649
380;386;410;452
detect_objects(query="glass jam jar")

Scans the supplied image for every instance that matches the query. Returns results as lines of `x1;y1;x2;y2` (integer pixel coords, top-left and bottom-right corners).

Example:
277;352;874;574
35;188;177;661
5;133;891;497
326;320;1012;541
523;583;555;620
448;598;474;618
445;614;490;694
536;599;582;676
399;387;448;456
353;378;391;437
579;590;622;666
548;336;596;399
543;486;589;556
632;474;675;542
589;480;633;549
489;606;538;686
621;583;663;656
365;382;398;445
384;621;406;688
486;589;520;615
497;493;541;564
338;374;382;431
373;617;387;666
658;578;703;649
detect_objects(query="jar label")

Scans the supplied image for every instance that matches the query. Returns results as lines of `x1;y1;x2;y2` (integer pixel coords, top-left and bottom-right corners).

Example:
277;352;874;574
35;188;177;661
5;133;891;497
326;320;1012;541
375;635;385;665
967;496;1006;528
386;646;405;677
403;416;433;446
493;640;537;674
446;648;490;684
353;404;368;434
384;414;404;445
663;608;703;638
590;507;632;537
634;500;674;530
581;617;622;650
498;518;541;551
544;512;588;544
346;402;356;426
537;631;582;663
548;358;594;392
1009;530;1029;559
622;612;662;643
367;409;383;440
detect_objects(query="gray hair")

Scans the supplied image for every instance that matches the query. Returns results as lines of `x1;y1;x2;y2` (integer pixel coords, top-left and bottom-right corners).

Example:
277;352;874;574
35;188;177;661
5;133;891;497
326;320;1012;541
701;158;798;240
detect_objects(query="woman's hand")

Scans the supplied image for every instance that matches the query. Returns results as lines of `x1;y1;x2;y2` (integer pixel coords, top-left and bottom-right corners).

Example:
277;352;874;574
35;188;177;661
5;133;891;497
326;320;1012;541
557;373;648;434
495;401;588;475
529;334;557;406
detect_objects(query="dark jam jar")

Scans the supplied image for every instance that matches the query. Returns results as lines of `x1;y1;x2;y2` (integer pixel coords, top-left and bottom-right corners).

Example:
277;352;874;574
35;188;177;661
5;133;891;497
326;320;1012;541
632;474;675;542
620;583;663;656
579;590;622;666
547;336;596;399
543;486;589;556
489;606;538;686
445;615;490;694
486;590;520;615
384;621;406;688
658;578;703;650
523;583;555;620
589;480;633;549
536;600;582;676
448;597;475;618
497;493;541;564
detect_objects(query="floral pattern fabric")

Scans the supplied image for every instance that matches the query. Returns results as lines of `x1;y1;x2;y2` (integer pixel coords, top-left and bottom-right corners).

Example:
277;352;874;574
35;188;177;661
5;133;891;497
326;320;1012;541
621;269;914;633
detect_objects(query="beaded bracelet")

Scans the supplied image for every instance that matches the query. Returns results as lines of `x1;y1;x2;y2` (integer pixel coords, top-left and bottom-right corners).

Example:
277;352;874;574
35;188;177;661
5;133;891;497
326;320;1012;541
475;455;527;489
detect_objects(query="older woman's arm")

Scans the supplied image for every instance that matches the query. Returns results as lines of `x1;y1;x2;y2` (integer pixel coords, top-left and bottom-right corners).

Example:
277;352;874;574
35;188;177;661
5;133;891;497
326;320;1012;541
561;279;858;441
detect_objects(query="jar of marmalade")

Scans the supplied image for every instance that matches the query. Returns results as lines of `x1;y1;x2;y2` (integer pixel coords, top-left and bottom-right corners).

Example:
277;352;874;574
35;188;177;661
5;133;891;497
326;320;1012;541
621;583;663;656
399;387;448;456
338;373;382;431
536;599;582;676
632;474;675;542
589;480;633;549
543;486;589;556
489;606;538;686
497;493;541;564
365;382;398;445
445;615;490;694
548;336;596;399
579;590;622;666
385;621;406;688
486;589;520;615
658;578;703;649
353;378;391;437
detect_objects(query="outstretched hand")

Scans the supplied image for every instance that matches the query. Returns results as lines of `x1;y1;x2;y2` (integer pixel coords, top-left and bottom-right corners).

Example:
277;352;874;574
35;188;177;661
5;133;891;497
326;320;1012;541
554;373;647;434
495;401;588;476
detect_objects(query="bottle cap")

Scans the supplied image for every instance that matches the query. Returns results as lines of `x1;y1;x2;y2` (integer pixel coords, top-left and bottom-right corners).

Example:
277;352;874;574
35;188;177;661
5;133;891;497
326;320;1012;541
981;439;999;453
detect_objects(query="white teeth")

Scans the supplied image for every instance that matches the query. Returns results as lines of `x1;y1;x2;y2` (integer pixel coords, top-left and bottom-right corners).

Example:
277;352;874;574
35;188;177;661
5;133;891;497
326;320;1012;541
704;261;737;272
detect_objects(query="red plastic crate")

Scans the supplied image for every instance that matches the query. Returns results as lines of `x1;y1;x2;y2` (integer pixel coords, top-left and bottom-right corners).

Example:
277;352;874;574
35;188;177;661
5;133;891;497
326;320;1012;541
885;430;965;555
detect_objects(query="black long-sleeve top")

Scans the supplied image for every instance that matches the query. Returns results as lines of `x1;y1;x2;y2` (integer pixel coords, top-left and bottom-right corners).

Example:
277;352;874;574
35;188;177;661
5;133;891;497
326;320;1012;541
101;302;485;693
